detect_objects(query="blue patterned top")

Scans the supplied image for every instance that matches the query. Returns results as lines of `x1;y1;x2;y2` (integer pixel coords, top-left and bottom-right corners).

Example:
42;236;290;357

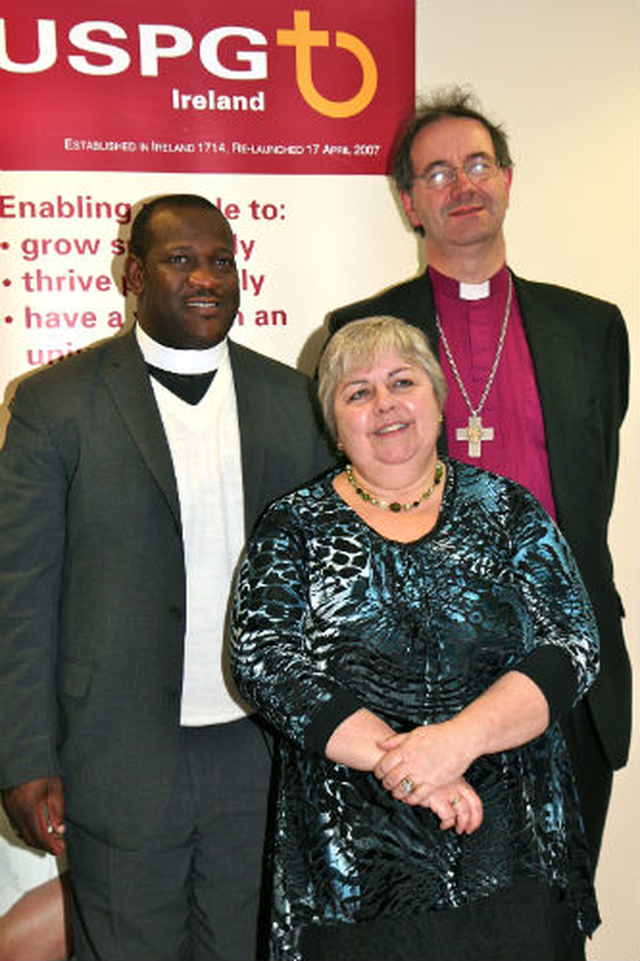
231;459;599;959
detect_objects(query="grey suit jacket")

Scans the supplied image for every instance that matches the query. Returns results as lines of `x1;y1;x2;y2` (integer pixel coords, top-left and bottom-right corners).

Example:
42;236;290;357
0;329;332;847
329;270;631;770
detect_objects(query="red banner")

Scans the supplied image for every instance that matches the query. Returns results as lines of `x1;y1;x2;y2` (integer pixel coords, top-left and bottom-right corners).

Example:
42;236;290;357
0;1;415;174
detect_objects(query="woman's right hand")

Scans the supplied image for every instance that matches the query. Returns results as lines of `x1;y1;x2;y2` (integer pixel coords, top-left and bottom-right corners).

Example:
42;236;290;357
325;707;398;771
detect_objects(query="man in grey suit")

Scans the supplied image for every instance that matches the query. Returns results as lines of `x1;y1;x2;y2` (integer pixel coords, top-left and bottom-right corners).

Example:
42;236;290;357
328;89;630;874
0;194;332;959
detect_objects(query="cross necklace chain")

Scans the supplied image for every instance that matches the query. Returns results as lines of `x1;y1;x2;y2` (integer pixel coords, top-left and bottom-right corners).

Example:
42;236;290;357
435;273;513;457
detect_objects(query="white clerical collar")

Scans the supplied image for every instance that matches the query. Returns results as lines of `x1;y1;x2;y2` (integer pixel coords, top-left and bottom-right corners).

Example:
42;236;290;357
459;280;491;301
135;324;228;373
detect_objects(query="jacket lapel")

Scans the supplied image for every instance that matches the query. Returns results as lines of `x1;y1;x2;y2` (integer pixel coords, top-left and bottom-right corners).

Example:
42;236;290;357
103;331;181;527
513;275;588;524
417;271;440;350
420;273;449;457
229;342;265;531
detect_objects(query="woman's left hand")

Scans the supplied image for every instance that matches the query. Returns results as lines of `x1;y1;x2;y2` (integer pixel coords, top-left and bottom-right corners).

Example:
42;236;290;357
422;778;483;834
374;721;473;800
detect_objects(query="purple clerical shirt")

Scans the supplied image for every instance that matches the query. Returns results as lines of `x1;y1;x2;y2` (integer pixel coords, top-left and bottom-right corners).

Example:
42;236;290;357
430;265;556;519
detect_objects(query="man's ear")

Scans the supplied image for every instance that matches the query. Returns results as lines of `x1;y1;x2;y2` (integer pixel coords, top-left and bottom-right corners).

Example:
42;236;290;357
503;166;514;206
400;190;422;231
123;254;145;297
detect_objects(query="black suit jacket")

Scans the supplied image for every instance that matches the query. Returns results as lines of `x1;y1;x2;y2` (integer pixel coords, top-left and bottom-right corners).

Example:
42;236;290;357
329;270;631;770
0;329;333;847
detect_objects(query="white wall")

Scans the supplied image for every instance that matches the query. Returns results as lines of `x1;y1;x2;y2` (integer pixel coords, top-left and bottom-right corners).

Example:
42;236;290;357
416;3;638;958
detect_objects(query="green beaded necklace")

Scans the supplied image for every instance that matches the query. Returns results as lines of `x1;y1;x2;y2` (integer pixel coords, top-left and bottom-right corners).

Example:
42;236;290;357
345;460;444;513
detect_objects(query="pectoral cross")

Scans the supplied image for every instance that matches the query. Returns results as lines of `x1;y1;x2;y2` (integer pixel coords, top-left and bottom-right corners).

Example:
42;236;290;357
456;415;494;458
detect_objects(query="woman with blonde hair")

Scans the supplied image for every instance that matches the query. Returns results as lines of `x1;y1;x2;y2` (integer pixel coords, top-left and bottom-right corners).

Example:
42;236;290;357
232;316;599;961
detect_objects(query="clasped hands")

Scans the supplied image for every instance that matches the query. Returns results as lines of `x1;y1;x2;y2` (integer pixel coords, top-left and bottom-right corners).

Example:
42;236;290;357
373;722;483;835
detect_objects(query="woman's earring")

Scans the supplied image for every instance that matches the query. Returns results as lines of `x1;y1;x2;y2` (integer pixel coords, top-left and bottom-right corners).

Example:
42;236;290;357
337;439;344;453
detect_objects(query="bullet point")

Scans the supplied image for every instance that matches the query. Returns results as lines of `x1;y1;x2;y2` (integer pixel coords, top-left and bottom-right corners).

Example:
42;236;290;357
5;315;13;323
0;242;9;250
2;278;11;287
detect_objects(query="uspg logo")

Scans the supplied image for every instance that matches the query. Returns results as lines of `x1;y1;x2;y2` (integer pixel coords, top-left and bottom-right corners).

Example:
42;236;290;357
0;8;378;119
277;10;377;118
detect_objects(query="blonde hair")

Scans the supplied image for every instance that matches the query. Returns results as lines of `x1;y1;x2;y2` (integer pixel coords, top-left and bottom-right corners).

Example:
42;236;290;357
318;316;447;441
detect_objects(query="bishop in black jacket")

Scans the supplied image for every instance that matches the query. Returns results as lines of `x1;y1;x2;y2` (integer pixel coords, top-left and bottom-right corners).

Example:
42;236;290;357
328;91;630;873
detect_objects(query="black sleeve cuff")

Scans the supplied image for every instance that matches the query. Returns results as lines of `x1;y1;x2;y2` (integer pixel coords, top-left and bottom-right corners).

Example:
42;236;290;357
516;645;579;723
304;689;364;756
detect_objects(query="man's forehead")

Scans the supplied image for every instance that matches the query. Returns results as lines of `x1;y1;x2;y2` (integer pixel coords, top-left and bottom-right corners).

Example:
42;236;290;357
149;205;232;245
412;116;494;162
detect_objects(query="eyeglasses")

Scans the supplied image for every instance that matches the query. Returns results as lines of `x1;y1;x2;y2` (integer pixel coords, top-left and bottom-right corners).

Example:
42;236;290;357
415;156;502;190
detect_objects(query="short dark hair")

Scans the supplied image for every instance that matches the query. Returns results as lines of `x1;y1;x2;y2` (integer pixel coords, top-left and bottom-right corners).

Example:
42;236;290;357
128;194;224;260
391;86;513;194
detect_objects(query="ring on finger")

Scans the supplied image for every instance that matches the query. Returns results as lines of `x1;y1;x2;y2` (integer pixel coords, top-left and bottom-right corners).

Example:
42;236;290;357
400;776;415;795
451;794;462;806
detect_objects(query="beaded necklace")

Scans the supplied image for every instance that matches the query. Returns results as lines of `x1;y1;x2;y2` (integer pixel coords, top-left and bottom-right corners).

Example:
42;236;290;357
345;460;444;513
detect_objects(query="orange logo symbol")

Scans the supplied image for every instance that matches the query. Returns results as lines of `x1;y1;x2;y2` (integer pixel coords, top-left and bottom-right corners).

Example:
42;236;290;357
277;10;378;118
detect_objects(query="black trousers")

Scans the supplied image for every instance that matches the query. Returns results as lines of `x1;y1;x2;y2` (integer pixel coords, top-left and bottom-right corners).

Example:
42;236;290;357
301;879;586;961
66;717;271;961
